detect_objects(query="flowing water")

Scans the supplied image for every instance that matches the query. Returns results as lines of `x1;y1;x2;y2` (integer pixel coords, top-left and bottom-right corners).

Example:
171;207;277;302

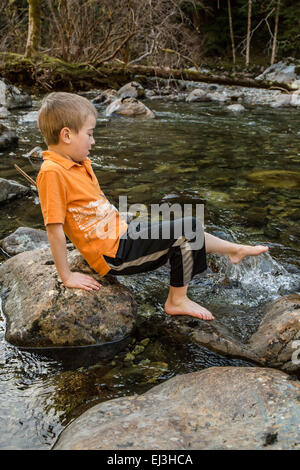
0;93;299;448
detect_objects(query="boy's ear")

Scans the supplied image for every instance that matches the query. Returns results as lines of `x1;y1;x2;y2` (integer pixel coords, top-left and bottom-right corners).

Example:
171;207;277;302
60;127;72;144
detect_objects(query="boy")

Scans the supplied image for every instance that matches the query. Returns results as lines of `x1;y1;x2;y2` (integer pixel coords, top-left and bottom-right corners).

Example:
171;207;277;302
37;92;268;321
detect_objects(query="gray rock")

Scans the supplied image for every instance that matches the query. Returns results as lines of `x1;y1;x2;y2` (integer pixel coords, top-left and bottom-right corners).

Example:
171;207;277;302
92;89;118;105
0;122;18;150
0;78;32;110
24;146;43;160
247;295;300;372
271;95;292;108
0;177;30;204
291;93;300;107
186;88;210;103
0;227;49;256
118;81;145;99
53;366;300;450
105;97;155;119
0;248;137;348
256;61;300;88
227;104;246;112
0;106;10;119
161;294;300;372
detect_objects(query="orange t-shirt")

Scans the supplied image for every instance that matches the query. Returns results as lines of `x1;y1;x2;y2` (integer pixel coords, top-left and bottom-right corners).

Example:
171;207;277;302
36;150;128;276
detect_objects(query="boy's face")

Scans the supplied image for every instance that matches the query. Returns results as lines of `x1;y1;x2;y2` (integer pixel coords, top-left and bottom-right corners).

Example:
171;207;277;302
65;114;96;162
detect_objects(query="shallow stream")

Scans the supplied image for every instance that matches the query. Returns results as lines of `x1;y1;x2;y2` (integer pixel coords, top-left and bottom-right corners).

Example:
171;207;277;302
0;95;299;448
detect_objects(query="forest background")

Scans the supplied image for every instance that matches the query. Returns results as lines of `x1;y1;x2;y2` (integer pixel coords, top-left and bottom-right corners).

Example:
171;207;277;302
0;0;299;75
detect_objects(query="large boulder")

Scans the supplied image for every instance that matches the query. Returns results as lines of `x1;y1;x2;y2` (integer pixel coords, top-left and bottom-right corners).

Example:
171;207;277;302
105;97;155;119
256;60;300;89
0;78;32;109
53;366;300;450
0;177;30;204
118;81;145;99
247;295;300;372
0;248;137;348
0;122;18;150
186;88;210;103
0;227;49;256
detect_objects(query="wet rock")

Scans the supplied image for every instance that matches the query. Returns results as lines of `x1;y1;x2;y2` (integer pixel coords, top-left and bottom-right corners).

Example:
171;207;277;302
186;89;210;103
0;227;49;256
0;177;30;204
0;78;32;109
105;97;155;119
53;367;300;450
226;104;246;112
291;93;300;107
247;295;300;372
92;89;118;105
0;106;10;119
270;95;292;108
0;122;18;150
162;315;260;364
118;81;145;99
256;60;300;88
24;146;43;160
0;248;137;348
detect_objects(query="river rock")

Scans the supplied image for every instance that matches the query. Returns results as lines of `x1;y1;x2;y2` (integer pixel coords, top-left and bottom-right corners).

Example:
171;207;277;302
0;248;137;348
0;78;32;109
186;88;210;102
270;94;292;108
161;314;260;364
92;89;118;105
291;93;300;107
53;366;300;450
105;97;155;119
0;106;10;118
24;146;43;160
0;177;30;204
256;60;300;89
0;227;49;256
0;123;18;150
226;104;246;112
118;81;145;99
247;295;300;372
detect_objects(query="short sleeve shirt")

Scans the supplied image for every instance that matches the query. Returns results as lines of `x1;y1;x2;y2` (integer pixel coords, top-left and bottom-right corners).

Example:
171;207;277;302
36;150;128;276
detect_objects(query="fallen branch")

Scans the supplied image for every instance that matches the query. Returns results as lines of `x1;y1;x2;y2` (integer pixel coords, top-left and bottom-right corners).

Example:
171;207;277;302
14;164;37;187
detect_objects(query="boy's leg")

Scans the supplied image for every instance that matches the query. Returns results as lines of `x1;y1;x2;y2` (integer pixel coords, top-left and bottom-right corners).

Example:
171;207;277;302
204;232;268;263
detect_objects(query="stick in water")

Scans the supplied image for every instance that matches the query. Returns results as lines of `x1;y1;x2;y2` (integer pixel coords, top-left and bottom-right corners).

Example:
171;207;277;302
14;164;37;187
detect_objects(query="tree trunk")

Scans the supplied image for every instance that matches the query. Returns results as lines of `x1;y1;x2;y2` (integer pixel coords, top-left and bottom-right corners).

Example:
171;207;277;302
227;0;236;65
246;0;252;67
271;0;281;65
25;0;41;58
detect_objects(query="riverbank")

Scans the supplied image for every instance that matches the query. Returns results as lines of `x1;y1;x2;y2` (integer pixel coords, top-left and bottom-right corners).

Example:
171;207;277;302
0;52;296;93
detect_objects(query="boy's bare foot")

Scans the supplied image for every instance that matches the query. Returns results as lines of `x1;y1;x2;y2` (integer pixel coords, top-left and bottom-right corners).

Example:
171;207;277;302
165;297;214;321
228;244;269;264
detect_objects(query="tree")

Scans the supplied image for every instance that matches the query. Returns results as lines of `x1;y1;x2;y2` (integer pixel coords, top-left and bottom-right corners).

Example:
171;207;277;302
271;0;280;64
246;0;252;67
227;0;236;64
25;0;41;58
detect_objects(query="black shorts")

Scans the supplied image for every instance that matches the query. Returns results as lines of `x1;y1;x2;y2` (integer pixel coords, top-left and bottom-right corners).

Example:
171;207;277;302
103;217;207;287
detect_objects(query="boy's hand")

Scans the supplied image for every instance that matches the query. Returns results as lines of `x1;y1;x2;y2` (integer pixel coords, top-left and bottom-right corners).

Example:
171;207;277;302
62;272;102;291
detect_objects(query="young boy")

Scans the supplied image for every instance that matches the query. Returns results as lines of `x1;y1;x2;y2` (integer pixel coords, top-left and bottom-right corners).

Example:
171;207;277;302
37;92;268;321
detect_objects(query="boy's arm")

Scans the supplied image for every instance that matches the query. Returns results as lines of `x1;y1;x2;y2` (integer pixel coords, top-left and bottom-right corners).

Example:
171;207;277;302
46;223;101;291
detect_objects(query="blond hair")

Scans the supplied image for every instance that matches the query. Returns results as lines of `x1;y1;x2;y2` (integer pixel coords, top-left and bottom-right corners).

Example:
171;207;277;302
38;92;97;145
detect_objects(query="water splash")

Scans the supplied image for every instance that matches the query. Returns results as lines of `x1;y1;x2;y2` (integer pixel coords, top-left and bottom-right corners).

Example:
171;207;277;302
208;252;300;307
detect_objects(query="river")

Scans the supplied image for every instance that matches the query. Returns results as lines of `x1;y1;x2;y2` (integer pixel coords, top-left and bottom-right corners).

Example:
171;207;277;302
0;94;299;448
